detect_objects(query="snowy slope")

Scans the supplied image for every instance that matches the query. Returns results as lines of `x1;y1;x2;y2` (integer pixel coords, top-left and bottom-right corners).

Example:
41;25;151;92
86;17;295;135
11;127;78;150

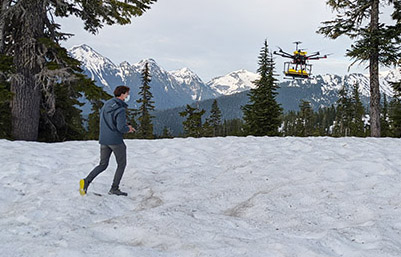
1;137;401;257
207;69;260;95
289;72;395;98
69;44;119;92
170;68;218;101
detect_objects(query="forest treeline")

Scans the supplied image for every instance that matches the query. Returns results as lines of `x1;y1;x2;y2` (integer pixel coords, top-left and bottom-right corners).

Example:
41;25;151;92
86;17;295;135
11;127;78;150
2;43;401;141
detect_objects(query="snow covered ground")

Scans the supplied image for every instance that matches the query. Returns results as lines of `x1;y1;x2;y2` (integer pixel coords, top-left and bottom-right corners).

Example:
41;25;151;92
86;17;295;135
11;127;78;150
1;137;401;257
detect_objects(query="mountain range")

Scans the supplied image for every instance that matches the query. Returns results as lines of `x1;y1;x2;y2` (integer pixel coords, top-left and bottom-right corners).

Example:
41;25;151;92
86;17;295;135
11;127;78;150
69;44;400;135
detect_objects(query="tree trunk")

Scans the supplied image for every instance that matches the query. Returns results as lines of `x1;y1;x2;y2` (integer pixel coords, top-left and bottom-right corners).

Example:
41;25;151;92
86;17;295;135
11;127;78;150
370;0;381;137
10;69;41;141
10;0;45;141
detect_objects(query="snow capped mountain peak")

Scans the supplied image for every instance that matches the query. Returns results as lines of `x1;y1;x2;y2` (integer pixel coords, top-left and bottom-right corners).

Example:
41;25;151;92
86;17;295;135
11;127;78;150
116;61;137;80
170;67;202;85
207;69;259;95
133;58;166;76
136;58;158;67
119;61;131;68
69;44;117;90
172;67;195;75
69;44;116;68
169;67;217;101
70;44;92;53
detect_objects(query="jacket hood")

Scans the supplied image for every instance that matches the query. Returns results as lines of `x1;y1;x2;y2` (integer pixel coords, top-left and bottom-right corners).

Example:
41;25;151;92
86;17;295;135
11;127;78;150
104;98;128;114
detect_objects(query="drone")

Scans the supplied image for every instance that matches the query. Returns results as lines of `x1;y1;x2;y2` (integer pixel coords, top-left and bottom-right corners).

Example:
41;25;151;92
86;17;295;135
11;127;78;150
273;41;328;79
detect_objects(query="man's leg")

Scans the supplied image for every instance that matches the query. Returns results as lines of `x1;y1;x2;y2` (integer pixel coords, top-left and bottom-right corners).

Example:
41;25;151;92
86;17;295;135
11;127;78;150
110;143;127;190
86;145;112;183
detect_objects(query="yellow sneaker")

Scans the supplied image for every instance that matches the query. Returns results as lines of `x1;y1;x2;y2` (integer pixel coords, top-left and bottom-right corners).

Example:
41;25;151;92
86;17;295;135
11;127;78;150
79;179;88;196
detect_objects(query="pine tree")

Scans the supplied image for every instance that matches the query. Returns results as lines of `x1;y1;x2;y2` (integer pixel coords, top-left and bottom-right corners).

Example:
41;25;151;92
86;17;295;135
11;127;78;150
294;100;315;137
222;119;245;137
123;108;139;139
315;108;331;136
350;83;366;137
0;0;156;140
0;54;13;138
389;99;401;137
318;0;401;137
334;86;352;137
202;119;214;137
36;45;111;142
179;104;205;138
242;40;282;136
87;100;103;140
161;126;173;138
208;99;222;137
136;62;155;139
381;94;391;137
282;111;297;136
389;78;401;137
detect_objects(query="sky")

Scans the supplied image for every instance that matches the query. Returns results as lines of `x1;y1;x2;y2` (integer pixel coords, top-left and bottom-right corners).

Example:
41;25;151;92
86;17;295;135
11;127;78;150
58;0;392;82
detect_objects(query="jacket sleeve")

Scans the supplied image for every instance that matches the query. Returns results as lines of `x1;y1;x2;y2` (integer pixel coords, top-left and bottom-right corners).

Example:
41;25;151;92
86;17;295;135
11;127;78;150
115;109;130;134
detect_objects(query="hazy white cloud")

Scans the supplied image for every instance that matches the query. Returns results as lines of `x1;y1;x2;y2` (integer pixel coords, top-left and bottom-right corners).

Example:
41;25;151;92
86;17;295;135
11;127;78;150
59;0;390;81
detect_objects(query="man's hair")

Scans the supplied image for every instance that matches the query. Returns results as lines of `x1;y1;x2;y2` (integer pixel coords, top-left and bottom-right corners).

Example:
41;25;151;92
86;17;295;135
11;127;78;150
114;86;130;97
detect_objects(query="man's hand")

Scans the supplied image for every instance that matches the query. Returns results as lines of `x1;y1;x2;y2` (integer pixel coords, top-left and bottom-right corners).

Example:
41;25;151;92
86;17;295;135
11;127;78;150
128;125;135;133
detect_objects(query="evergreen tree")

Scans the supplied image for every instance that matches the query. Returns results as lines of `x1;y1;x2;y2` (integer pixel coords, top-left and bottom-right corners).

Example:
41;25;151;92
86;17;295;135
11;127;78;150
179;104;205;138
202;119;214;137
282;111;298;136
38;82;85;141
350;83;366;137
208;99;222;137
296;100;315;137
318;0;401;137
315;107;333;136
0;54;13;138
87;100;103;140
136;62;155;139
242;40;282;136
389;79;401;137
389;99;401;137
123;108;139;139
0;0;156;140
161;126;173;138
36;45;111;142
334;86;352;136
222;119;245;137
381;94;391;137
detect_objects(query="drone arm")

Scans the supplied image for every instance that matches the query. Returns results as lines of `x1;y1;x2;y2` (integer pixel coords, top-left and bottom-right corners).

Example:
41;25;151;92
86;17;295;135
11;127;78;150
308;55;327;60
273;51;293;59
307;52;320;58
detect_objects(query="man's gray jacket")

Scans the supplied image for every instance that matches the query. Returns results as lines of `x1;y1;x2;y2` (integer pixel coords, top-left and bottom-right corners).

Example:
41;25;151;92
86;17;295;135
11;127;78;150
99;98;130;145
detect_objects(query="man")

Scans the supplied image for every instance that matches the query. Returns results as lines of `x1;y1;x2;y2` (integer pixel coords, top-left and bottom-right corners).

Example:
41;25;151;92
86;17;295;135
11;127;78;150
80;86;135;196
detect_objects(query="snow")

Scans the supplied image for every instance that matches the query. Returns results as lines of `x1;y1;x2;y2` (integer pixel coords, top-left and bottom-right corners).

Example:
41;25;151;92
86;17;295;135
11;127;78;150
69;45;116;89
207;70;260;95
2;137;401;257
170;68;200;85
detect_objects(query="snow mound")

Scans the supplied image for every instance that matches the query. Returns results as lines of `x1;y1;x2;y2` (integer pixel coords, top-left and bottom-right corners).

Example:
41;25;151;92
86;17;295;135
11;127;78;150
1;137;401;256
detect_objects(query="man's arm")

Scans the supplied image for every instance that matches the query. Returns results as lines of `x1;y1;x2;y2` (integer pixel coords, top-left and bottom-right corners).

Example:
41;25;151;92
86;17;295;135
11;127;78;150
115;109;130;134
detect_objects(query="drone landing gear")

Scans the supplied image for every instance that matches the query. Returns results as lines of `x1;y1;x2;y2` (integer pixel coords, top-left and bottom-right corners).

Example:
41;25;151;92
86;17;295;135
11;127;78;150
285;69;309;79
283;62;312;79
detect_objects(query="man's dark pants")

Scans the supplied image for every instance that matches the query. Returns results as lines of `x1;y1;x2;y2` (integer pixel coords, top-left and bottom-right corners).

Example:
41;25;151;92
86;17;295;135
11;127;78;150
86;143;127;190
